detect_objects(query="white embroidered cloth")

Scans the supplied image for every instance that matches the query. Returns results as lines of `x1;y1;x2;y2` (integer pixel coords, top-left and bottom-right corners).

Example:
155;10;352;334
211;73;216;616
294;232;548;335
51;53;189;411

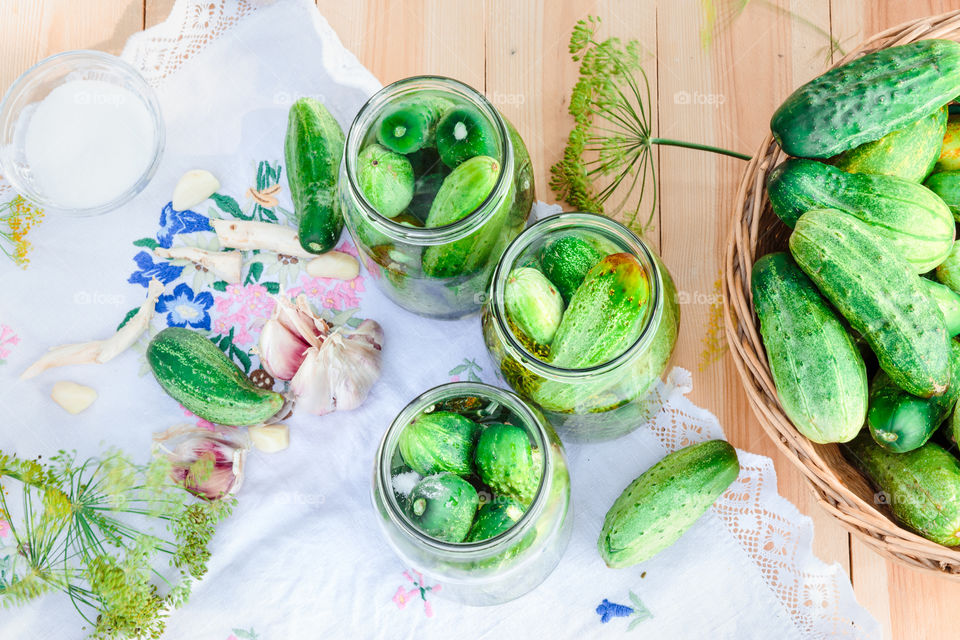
0;1;879;638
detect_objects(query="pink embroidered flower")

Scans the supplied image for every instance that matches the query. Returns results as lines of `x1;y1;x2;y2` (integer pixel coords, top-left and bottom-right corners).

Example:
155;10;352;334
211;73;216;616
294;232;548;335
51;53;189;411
182;407;216;431
211;284;277;347
0;519;10;538
392;569;440;618
0;324;20;360
392;586;414;609
288;272;365;311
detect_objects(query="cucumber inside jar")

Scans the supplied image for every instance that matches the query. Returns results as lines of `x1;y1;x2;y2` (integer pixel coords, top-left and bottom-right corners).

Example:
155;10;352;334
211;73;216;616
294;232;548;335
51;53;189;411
389;393;544;545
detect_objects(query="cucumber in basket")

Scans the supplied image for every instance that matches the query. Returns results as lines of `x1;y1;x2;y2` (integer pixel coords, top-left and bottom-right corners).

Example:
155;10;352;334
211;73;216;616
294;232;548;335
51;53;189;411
789;208;951;398
766;158;954;273
751;252;867;444
770;39;960;158
148;327;285;426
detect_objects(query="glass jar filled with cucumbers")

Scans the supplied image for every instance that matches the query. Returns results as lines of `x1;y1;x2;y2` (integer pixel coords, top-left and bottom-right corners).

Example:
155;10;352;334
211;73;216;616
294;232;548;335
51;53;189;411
481;212;680;442
339;76;535;319
372;382;572;605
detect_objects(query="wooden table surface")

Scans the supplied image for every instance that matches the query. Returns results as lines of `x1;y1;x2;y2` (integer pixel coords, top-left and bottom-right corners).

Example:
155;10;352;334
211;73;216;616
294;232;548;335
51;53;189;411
3;0;960;637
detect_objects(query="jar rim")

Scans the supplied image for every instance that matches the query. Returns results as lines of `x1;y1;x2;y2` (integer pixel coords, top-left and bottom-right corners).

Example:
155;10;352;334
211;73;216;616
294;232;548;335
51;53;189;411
374;382;552;555
342;75;514;246
487;212;664;379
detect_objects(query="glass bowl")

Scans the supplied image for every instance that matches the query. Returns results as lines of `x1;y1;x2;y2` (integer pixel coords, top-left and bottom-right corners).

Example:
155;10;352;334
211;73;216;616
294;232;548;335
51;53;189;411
0;50;165;216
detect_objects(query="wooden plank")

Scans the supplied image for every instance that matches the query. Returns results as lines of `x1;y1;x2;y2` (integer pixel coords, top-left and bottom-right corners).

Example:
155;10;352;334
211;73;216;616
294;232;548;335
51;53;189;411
0;0;144;91
146;0;175;28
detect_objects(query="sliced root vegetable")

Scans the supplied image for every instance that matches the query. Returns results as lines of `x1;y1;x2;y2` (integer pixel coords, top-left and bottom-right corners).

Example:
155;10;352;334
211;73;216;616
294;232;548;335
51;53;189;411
306;251;360;280
211;219;315;259
154;246;242;283
21;279;164;380
248;423;290;453
172;169;220;211
51;381;98;414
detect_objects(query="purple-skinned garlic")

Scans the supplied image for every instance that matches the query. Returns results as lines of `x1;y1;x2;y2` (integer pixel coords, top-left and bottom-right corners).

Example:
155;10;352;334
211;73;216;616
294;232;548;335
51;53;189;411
152;424;250;500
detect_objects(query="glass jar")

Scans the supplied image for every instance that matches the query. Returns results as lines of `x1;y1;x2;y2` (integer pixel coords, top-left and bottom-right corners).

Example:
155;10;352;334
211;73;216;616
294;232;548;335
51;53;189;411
371;382;572;605
340;76;535;319
482;212;680;442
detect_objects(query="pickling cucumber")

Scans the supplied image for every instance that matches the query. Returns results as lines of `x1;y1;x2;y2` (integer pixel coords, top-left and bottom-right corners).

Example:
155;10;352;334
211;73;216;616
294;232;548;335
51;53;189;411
285;98;346;254
375;96;453;154
936;242;960;293
537;233;605;303
831;105;947;183
398;411;481;477
436;104;499;168
867;339;960;454
464;498;526;542
548;253;651;369
147;328;285;426
474;423;541;505
405;472;479;543
924;170;960;220
843;432;960;546
766;158;954;273
935;114;960;172
923;278;960;337
751;252;867;443
598;440;740;568
771;39;960;158
789;209;951;398
357;143;414;218
504;267;564;352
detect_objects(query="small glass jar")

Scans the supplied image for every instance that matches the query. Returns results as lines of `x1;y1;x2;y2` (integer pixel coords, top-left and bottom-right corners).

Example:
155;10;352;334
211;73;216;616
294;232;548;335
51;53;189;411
339;76;535;319
482;212;680;442
372;382;572;605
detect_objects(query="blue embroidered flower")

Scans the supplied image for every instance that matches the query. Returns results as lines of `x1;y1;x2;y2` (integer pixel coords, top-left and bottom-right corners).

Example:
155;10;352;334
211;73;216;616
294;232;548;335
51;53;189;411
128;250;184;287
156;283;214;330
157;202;212;248
596;598;634;623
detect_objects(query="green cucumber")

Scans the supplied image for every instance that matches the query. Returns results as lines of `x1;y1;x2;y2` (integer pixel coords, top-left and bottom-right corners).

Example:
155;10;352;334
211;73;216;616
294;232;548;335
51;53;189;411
923;278;960;336
843;432;960;546
474;423;541;505
436;105;499;168
537;233;605;303
375;96;453;154
598;440;740;568
548;253;651;369
935;114;960;172
924;170;960;220
867;340;960;453
421;155;501;278
504;267;564;351
831;105;947;183
771;39;960;158
946;403;960;446
751;252;867;443
147;328;285;427
405;472;479;543
765;158;954;272
936;241;960;293
406;170;448;223
285;98;345;254
464;498;526;542
357;143;414;218
398;411;481;477
789;209;951;398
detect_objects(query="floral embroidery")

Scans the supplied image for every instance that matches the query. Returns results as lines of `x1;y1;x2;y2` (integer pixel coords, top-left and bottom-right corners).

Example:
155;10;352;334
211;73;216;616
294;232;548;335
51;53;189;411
0;195;44;268
448;358;483;382
392;569;440;618
0;325;20;365
211;160;291;223
157;202;212;248
211;283;277;347
226;627;260;640
129;250;185;287
596;591;653;630
165;233;227;291
0;520;10;538
157;283;215;330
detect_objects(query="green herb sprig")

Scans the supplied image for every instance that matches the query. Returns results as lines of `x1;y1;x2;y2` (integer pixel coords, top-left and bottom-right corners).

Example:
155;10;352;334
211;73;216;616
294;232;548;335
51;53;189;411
550;16;751;231
0;449;232;639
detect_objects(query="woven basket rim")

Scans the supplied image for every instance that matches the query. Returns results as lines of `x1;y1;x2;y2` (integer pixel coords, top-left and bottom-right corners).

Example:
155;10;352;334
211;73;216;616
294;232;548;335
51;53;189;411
723;10;960;578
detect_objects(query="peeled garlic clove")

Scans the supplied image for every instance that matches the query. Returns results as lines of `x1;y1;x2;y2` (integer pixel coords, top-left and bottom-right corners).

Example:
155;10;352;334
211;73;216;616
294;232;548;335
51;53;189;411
51;381;97;414
153;424;249;500
306;251;360;280
172;169;220;211
257;316;310;381
249;423;289;453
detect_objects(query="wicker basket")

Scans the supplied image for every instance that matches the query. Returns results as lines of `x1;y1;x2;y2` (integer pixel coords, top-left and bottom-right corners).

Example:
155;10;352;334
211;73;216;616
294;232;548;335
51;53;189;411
723;11;960;579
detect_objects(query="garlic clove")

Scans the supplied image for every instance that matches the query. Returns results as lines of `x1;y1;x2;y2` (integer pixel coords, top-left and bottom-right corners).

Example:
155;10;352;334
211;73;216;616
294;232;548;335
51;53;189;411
257;316;310;381
172;169;220;211
152;424;249;500
154;246;243;283
248;423;289;453
50;381;98;414
306;251;360;280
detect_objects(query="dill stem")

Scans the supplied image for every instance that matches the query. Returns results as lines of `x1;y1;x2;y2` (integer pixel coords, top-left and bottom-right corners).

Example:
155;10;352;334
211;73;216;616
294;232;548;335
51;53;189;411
649;137;751;160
